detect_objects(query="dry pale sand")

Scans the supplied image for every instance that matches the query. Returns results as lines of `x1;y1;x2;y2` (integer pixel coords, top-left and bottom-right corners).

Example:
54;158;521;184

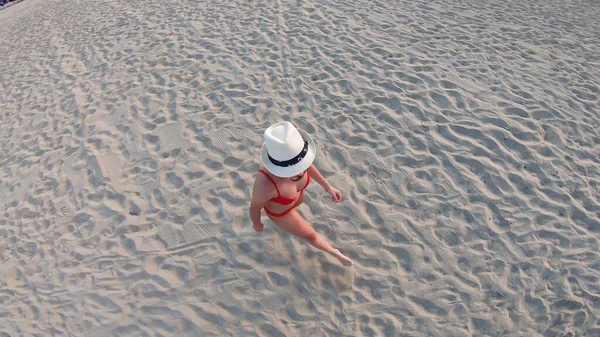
1;0;600;336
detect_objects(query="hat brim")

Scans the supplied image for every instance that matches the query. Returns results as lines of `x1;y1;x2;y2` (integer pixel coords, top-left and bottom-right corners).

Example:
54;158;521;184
260;129;316;178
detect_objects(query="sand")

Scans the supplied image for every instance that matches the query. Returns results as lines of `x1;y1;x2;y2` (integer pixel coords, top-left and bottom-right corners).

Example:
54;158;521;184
1;0;599;336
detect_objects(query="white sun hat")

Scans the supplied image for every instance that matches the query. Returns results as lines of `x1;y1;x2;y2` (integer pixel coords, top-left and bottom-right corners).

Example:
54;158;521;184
260;121;316;177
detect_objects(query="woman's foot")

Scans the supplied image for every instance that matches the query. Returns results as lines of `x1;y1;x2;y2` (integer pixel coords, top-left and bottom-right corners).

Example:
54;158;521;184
332;249;353;266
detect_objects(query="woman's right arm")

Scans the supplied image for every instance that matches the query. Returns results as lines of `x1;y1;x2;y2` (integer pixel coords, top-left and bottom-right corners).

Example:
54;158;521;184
249;200;264;227
249;175;273;231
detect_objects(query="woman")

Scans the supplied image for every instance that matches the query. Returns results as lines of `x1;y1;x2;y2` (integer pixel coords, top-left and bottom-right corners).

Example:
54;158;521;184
249;121;353;266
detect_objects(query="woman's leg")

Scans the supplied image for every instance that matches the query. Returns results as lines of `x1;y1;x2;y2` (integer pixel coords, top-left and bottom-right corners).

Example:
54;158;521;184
268;209;353;266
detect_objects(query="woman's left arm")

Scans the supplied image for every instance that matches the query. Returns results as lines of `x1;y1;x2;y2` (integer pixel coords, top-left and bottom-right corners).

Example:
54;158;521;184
307;164;330;190
308;164;342;202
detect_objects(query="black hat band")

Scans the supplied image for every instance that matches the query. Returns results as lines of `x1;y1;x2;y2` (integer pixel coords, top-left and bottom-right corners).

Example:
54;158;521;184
268;138;309;167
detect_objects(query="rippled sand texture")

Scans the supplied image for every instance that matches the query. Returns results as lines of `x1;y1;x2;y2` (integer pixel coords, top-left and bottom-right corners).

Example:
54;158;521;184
1;0;599;336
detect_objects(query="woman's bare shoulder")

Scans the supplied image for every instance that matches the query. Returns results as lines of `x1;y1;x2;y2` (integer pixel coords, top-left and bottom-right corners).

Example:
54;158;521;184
252;169;277;200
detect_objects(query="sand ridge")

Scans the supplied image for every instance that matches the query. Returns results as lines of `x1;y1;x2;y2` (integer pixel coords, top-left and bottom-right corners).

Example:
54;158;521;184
1;0;600;336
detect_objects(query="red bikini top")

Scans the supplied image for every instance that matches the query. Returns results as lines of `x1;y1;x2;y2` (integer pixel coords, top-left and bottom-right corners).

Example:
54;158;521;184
258;169;310;205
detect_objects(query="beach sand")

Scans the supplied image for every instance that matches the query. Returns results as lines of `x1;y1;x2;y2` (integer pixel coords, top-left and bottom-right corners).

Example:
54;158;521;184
1;0;599;336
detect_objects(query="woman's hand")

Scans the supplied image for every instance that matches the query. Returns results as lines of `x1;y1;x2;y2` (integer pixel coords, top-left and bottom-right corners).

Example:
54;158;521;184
253;222;264;232
326;185;342;203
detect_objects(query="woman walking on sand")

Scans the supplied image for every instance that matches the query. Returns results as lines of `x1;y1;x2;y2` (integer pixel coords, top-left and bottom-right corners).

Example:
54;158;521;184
249;121;353;266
